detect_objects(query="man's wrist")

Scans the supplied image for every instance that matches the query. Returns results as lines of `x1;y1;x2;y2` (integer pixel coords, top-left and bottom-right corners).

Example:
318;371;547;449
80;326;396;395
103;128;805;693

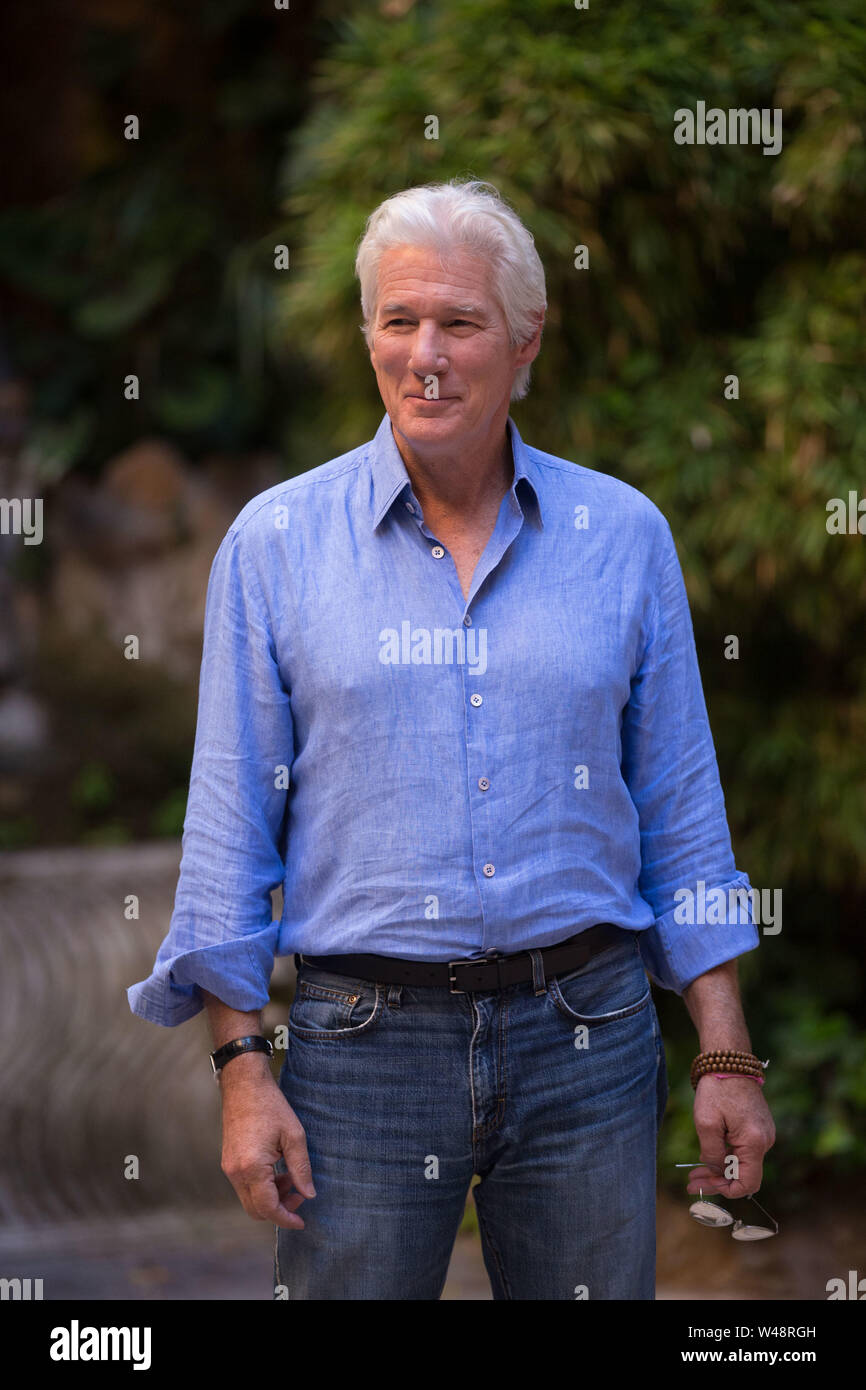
216;1047;274;1086
698;1035;751;1053
201;992;271;1079
682;960;752;1056
695;1070;764;1086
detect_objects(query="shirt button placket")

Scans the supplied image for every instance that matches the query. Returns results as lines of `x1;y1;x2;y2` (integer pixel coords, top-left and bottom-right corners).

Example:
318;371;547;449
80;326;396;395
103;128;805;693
468;688;495;884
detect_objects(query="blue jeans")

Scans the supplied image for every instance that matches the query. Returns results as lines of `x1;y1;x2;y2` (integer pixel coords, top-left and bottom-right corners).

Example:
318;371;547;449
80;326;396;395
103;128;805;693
274;930;668;1300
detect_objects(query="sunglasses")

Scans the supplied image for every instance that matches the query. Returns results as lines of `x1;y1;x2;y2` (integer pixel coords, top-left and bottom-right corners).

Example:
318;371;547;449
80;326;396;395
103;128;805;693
674;1163;779;1240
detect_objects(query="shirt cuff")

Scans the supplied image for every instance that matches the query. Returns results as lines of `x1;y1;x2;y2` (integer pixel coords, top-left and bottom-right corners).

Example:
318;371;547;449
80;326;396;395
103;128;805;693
127;920;280;1027
636;874;762;994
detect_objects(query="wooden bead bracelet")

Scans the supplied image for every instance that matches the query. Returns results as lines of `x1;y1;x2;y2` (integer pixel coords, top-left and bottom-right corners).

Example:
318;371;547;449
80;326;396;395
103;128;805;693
690;1049;767;1090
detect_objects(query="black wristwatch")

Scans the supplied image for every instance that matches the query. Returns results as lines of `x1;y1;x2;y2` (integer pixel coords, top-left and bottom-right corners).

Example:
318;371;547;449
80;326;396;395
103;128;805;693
210;1035;274;1079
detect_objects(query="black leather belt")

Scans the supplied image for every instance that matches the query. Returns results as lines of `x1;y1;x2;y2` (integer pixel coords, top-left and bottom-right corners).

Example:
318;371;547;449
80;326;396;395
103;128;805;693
296;922;632;993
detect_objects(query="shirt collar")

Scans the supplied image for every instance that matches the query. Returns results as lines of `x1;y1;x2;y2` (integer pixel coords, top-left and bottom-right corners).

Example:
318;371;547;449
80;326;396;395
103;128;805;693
368;412;544;531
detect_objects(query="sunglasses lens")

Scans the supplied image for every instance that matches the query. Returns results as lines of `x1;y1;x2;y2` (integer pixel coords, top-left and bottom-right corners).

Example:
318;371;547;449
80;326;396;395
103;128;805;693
689;1200;733;1227
732;1222;776;1241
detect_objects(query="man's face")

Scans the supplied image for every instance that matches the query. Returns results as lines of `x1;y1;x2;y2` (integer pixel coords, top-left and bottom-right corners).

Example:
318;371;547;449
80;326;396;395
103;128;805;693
367;244;540;457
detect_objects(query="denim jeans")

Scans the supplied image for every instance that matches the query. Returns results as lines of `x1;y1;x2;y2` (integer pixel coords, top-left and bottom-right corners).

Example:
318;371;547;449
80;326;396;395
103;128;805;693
273;930;668;1300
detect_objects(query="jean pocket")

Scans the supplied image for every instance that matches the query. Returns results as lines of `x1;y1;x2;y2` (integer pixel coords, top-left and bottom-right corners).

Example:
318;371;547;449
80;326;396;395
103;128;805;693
288;965;384;1041
547;935;651;1027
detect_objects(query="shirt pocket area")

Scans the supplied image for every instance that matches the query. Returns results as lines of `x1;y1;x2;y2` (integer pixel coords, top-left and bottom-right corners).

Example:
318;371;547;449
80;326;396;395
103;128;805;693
288;966;383;1040
547;933;651;1027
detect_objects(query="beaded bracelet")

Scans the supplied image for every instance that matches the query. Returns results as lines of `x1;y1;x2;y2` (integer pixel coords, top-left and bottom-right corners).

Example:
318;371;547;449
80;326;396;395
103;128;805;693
691;1061;764;1085
690;1049;767;1090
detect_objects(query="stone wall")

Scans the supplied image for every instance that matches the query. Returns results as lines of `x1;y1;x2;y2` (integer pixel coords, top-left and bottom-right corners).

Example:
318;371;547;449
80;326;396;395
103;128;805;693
0;841;293;1228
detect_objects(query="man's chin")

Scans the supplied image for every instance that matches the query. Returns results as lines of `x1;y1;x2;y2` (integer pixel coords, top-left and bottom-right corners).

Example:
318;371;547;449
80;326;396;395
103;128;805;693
392;403;464;436
394;414;464;447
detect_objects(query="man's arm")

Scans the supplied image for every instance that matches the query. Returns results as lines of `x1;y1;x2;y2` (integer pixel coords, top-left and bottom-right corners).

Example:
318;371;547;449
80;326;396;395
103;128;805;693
683;957;751;1052
681;960;775;1198
618;511;774;1191
127;523;291;1028
202;990;315;1231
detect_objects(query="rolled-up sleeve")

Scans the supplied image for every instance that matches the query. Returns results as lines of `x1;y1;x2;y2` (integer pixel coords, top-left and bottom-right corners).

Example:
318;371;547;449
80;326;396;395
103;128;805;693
622;514;760;995
127;522;292;1026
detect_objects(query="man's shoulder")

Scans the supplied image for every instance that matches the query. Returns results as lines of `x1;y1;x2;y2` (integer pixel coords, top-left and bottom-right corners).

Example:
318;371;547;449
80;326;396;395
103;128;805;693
525;439;671;535
225;438;369;540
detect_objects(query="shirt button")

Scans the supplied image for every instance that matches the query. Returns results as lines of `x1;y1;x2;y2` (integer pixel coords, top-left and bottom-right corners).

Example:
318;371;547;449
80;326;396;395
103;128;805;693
478;777;490;791
482;863;496;877
463;614;472;626
431;545;445;558
470;693;483;707
404;501;415;513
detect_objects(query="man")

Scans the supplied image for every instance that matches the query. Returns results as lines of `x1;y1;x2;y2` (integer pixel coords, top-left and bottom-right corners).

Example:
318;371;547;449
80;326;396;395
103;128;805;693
128;178;775;1300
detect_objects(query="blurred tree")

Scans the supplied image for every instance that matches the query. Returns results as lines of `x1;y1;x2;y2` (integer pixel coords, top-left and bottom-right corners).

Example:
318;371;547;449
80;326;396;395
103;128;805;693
0;0;330;481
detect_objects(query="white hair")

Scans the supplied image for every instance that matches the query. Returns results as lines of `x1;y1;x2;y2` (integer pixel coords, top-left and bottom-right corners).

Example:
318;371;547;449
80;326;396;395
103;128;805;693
354;179;546;401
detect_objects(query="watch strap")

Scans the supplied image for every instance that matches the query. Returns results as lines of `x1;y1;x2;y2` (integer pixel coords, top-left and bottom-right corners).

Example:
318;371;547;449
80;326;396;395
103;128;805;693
210;1034;273;1077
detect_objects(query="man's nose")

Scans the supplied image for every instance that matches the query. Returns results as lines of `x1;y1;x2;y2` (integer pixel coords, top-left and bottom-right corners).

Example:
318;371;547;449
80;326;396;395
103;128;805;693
408;324;448;374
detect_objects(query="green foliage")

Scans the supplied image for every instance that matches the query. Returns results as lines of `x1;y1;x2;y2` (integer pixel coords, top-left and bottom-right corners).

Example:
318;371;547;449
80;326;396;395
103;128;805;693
0;816;38;852
149;788;190;839
25;627;198;848
70;761;116;812
0;1;322;480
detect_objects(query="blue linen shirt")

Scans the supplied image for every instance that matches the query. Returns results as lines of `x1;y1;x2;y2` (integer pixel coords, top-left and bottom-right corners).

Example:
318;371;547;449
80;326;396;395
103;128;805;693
128;411;760;1026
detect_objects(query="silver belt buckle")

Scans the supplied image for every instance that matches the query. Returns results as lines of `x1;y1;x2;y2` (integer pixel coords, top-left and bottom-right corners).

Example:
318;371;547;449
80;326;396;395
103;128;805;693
448;950;503;994
447;959;470;994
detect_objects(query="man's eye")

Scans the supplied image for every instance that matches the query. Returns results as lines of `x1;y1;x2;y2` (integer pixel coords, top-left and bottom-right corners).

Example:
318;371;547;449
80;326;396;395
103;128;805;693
382;318;475;328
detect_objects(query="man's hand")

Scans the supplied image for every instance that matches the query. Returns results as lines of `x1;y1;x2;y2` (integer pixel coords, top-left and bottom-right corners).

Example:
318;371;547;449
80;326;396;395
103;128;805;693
218;1055;316;1229
680;958;776;1197
687;1074;776;1197
201;989;315;1230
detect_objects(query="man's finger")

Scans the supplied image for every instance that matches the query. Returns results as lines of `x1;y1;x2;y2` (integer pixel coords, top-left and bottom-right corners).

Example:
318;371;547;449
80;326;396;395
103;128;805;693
684;1162;725;1190
245;1172;305;1228
685;1154;764;1197
274;1173;307;1210
281;1124;316;1200
695;1129;728;1178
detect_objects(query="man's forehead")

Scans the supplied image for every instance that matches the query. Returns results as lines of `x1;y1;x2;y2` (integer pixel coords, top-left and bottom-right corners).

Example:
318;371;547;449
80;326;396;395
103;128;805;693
374;251;496;319
378;298;488;317
377;245;491;286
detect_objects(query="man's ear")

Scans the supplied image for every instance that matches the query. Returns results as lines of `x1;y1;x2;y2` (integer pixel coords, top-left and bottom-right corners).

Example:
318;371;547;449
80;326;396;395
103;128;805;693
518;312;545;366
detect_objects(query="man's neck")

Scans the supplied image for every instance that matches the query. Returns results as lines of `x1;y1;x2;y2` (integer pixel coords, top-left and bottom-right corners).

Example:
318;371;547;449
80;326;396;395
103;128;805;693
392;423;514;523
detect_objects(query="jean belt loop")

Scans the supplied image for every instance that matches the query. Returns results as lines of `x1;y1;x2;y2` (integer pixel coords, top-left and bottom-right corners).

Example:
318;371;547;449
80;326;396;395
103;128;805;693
528;947;547;996
386;982;403;1008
